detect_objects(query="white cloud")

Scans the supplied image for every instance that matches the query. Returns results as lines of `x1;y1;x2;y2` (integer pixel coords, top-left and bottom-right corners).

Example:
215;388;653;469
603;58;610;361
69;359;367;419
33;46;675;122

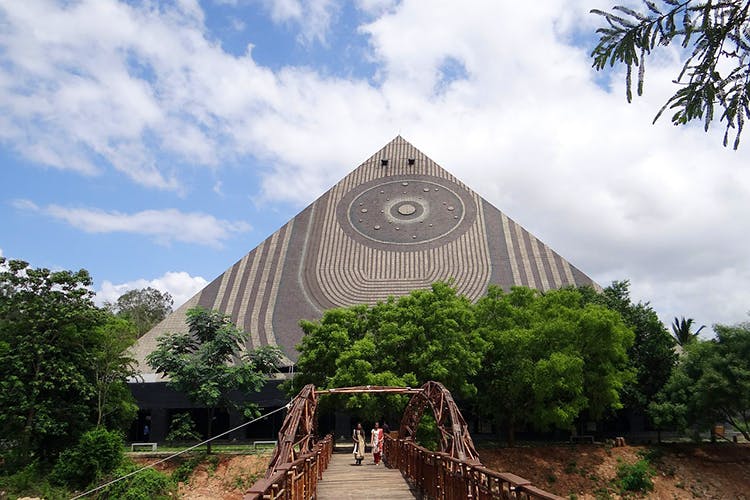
1;0;750;331
13;199;250;247
96;271;208;309
355;0;398;16
260;0;337;44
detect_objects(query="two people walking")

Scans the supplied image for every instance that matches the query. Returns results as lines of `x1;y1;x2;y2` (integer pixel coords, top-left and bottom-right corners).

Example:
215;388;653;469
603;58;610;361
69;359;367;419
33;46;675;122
352;421;385;465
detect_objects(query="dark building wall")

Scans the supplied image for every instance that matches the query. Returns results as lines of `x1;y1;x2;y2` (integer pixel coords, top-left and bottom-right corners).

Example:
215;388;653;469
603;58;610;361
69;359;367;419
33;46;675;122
128;380;288;442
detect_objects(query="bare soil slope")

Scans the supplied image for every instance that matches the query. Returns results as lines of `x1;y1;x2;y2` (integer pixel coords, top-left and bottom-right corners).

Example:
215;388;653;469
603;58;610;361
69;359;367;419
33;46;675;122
480;443;750;499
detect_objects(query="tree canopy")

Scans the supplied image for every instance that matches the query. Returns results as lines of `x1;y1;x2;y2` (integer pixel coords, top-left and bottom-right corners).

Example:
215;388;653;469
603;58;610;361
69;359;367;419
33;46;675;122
474;286;635;445
293;282;637;443
0;258;136;467
147;307;283;453
591;0;750;149
650;320;750;440
671;316;706;346
578;281;677;414
106;286;173;336
292;282;487;420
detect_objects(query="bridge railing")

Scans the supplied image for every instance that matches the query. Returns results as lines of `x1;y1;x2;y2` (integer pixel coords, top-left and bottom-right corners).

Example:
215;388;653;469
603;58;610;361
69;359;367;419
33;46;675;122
243;434;333;500
384;435;563;500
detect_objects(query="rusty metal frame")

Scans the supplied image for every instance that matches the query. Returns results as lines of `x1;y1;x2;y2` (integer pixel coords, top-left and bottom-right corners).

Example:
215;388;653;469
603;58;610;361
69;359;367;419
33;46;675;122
264;383;318;477
259;381;558;499
265;381;478;478
399;380;480;463
316;385;423;395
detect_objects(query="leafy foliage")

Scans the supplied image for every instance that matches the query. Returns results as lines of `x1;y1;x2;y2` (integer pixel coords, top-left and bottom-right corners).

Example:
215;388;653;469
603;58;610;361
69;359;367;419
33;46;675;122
0;258;134;467
415;412;439;451
100;459;175;500
650;320;750;439
50;428;124;489
89;317;139;428
616;458;655;493
166;412;202;442
105;287;173;336
474;286;635;445
292;282;486;420
171;452;206;484
0;462;70;500
580;281;677;413
591;1;750;148
671;316;705;346
147;307;283;452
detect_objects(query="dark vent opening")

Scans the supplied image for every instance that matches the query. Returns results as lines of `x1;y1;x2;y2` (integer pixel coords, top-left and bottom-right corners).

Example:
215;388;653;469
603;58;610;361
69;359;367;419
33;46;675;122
381;158;389;167
407;158;415;166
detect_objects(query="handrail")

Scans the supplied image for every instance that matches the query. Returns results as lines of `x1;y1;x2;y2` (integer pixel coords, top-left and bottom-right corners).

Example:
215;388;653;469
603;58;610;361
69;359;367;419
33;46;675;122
246;382;562;499
243;434;333;500
384;435;563;500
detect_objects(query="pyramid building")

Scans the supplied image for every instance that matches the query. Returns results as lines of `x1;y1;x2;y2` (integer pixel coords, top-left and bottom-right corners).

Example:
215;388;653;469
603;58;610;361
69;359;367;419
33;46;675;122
133;136;599;377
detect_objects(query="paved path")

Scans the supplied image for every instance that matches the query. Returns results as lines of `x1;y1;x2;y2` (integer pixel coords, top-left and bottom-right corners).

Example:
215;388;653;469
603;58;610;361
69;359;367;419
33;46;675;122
317;447;416;499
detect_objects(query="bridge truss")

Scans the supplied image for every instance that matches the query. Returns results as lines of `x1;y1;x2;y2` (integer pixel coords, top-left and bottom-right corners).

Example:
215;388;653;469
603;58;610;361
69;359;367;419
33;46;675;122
264;381;476;477
250;381;561;500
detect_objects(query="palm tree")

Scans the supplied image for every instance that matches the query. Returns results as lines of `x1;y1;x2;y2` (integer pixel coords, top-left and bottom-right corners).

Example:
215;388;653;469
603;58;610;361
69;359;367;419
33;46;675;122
671;316;706;346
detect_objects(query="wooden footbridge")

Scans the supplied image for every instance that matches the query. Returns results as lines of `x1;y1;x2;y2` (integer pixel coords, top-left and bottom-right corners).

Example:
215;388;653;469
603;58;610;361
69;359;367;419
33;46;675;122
244;382;562;499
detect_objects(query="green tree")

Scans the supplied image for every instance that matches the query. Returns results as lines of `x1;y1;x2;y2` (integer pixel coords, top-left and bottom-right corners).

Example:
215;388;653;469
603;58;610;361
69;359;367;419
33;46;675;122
293;282;486;420
86;317;139;428
671;316;706;346
0;258;109;465
146;307;283;453
591;1;750;149
650;321;750;440
50;427;124;489
166;412;201;442
106;287;173;336
580;281;677;413
474;286;634;445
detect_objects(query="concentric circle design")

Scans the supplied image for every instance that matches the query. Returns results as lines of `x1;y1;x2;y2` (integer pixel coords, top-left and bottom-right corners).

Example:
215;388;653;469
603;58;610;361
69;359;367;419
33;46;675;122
343;178;471;245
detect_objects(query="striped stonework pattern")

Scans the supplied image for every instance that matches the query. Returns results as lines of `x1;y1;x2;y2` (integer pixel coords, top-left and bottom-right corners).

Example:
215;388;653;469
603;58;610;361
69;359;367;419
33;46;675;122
132;136;600;370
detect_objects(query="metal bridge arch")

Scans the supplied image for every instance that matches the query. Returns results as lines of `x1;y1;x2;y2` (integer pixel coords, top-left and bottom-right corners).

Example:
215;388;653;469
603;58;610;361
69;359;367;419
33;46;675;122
398;380;479;463
264;380;477;477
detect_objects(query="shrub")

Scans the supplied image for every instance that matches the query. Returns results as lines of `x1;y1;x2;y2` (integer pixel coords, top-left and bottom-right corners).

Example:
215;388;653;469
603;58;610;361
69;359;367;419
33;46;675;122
99;459;174;500
172;452;206;483
51;428;124;489
166;412;201;442
0;462;70;499
616;459;654;493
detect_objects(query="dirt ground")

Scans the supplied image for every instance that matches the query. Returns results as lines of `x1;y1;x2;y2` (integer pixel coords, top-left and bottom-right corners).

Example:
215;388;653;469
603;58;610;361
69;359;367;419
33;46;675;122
135;443;750;499
480;442;750;499
133;453;269;500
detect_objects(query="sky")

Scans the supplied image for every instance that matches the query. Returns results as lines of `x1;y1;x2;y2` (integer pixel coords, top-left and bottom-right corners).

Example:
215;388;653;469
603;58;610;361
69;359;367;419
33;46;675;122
1;0;748;334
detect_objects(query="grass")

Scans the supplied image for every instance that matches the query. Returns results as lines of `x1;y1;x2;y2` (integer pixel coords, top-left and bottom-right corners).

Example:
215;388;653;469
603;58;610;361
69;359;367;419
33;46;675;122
126;443;275;453
616;459;655;493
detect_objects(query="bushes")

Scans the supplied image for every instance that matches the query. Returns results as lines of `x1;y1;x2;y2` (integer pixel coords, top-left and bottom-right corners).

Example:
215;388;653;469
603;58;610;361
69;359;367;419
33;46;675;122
0;462;70;500
166;412;201;442
172;452;206;483
51;428;124;489
98;460;174;500
616;458;654;493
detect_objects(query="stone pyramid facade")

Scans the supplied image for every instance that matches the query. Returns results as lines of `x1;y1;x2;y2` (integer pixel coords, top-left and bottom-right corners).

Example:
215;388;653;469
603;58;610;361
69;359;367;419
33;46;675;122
133;136;599;374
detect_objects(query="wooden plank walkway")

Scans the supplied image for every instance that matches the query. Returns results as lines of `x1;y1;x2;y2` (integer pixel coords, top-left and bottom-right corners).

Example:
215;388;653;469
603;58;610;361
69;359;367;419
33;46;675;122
317;446;416;499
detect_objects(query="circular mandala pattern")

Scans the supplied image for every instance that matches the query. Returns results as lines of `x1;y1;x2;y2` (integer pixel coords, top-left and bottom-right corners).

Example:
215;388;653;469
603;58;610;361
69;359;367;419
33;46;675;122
344;178;470;245
398;204;416;216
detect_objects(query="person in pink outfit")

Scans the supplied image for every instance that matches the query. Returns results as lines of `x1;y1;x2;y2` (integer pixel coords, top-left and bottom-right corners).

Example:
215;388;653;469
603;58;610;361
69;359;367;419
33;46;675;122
371;422;384;465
